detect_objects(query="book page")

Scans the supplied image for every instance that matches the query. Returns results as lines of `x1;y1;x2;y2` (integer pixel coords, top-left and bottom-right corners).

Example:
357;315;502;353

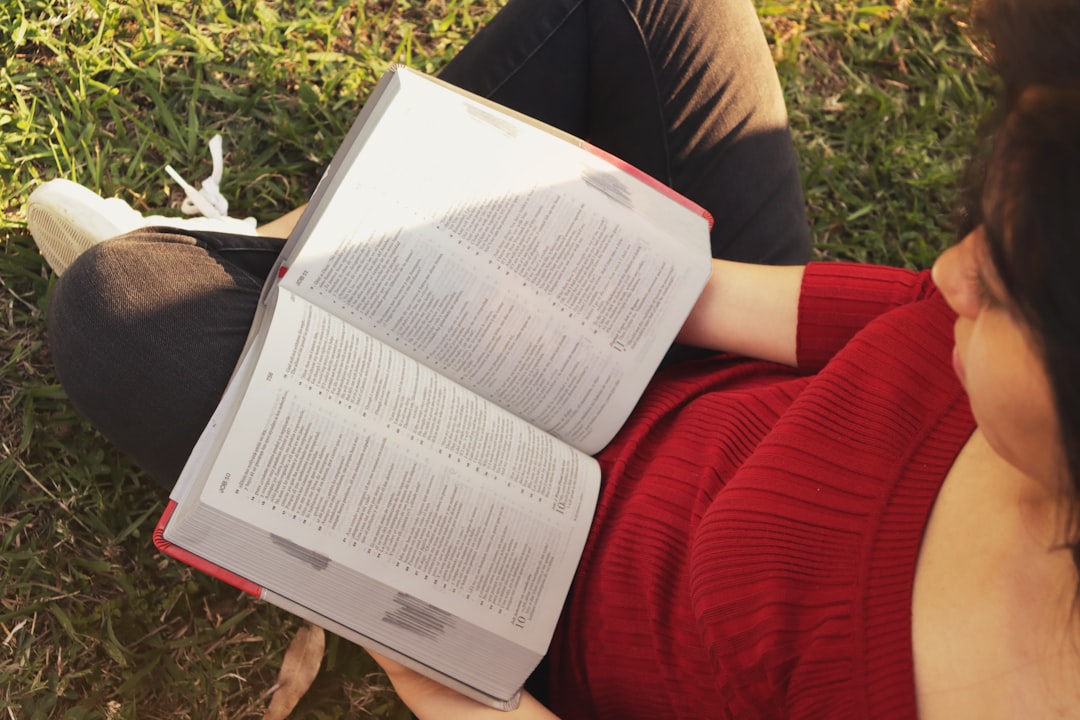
189;289;598;648
281;70;711;454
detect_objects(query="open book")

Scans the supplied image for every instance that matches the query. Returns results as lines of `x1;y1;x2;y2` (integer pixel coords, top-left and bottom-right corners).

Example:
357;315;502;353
154;66;712;710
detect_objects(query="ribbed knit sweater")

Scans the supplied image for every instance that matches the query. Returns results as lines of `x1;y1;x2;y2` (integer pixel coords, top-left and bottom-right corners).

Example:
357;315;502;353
547;262;976;719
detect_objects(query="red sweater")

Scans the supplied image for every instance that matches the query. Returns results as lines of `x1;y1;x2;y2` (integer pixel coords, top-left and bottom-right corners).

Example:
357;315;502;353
547;262;976;719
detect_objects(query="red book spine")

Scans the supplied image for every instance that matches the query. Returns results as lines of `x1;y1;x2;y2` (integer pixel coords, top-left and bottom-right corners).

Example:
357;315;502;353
581;141;715;230
153;500;264;597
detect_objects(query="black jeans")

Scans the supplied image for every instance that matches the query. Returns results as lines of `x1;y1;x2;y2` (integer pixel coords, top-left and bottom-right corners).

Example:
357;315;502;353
47;0;809;489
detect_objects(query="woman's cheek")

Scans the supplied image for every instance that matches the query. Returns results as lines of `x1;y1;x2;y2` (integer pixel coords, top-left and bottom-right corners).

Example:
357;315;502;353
958;321;1003;434
951;320;973;389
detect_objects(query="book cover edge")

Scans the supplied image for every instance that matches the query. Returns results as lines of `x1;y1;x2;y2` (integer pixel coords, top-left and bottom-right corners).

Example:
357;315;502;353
581;141;715;230
153;500;264;597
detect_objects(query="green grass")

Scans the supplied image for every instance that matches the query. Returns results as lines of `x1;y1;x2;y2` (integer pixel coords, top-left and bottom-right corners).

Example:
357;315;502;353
0;0;992;717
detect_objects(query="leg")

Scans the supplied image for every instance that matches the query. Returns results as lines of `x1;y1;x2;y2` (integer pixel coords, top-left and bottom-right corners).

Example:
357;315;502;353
256;205;307;238
441;0;810;263
46;230;284;487
46;0;807;489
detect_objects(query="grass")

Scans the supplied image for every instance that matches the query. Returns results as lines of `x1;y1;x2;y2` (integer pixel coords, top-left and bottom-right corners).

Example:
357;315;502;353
0;0;993;717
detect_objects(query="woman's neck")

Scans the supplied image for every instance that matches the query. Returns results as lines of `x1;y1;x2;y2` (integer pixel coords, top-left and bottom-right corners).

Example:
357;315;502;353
912;428;1080;720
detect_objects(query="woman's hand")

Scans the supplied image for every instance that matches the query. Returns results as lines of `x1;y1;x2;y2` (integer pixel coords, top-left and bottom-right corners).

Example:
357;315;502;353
367;649;562;720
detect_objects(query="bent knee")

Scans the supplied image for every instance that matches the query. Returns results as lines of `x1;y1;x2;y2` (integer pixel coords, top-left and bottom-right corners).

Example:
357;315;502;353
45;234;257;488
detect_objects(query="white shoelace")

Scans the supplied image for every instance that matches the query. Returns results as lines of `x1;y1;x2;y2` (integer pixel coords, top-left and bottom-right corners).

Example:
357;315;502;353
164;134;230;219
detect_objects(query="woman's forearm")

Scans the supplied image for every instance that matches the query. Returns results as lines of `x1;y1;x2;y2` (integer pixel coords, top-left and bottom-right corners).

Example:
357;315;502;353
676;259;805;366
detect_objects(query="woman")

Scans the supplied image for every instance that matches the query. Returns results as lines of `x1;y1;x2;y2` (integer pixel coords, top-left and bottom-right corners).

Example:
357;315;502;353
32;0;1080;717
373;81;1080;720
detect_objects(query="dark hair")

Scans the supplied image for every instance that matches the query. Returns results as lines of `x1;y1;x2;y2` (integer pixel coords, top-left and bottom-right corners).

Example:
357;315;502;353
985;88;1080;558
967;0;1080;564
978;0;1080;104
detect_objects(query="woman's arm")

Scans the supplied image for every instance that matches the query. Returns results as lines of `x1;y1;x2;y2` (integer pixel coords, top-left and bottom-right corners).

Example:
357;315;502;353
370;651;562;720
676;259;805;366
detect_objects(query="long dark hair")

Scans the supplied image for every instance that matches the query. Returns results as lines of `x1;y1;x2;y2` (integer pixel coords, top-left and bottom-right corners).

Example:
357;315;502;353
967;0;1080;564
987;88;1080;558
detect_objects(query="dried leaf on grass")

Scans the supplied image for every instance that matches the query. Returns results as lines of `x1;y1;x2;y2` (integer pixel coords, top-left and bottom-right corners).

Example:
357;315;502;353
262;623;326;720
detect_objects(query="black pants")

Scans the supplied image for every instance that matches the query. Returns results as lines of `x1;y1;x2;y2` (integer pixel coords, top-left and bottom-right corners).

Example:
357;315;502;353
48;0;809;488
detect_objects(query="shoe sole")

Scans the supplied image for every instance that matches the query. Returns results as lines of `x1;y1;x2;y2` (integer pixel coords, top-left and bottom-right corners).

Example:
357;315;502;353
26;203;103;276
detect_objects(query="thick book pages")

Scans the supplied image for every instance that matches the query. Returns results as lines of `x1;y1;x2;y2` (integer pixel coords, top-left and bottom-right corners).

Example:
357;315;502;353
156;66;712;710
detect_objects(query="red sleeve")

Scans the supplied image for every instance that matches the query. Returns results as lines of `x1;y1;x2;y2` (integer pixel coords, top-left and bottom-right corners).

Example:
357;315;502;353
796;262;939;372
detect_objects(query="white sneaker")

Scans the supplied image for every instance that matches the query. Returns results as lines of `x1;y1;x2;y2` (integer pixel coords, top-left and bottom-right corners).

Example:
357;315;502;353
25;178;258;276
